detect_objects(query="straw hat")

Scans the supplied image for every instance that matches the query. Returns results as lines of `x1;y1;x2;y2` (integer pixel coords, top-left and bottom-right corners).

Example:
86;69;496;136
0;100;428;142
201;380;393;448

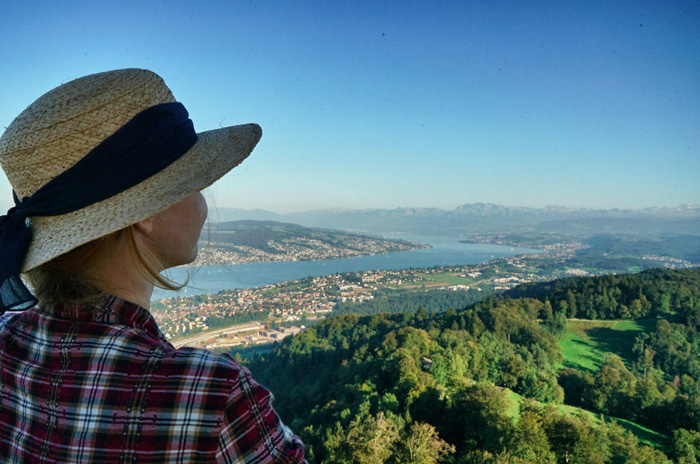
0;68;261;272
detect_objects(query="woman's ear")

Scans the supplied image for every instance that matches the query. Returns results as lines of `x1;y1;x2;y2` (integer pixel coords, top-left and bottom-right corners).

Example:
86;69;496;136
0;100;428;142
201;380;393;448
134;216;154;236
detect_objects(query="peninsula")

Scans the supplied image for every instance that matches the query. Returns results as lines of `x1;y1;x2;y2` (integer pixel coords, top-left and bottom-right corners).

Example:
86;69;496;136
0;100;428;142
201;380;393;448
194;220;429;265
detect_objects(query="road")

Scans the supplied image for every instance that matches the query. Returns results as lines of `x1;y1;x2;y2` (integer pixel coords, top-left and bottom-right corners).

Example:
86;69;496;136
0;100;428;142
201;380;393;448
171;321;262;348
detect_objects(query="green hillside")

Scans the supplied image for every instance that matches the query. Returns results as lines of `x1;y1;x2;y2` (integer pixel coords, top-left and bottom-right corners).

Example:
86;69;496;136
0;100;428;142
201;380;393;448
233;267;700;462
504;388;670;450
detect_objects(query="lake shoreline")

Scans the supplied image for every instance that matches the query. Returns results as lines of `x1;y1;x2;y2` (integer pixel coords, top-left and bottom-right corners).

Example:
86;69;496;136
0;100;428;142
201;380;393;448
154;235;541;300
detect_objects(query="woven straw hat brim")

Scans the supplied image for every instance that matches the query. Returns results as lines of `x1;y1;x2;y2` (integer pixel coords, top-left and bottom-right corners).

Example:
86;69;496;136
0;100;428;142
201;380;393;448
22;123;261;272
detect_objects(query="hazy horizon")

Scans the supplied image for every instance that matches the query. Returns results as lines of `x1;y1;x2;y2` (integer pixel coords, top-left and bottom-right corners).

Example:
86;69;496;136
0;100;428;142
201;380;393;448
216;201;700;214
1;1;698;214
209;201;700;216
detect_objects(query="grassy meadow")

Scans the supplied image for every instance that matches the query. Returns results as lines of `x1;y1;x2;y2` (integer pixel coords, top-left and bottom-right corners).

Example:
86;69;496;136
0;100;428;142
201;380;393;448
559;318;660;371
555;317;672;450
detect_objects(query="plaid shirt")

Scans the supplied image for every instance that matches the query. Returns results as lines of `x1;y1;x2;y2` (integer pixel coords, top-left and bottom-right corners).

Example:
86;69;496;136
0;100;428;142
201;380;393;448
0;295;306;463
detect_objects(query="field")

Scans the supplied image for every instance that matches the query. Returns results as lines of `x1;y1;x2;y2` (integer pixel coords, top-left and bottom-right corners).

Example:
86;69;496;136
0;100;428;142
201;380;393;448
555;318;672;449
559;319;659;371
400;271;475;290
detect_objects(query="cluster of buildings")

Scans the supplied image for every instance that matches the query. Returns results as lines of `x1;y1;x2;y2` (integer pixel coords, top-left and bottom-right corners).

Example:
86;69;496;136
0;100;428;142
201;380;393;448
151;258;535;347
641;255;695;268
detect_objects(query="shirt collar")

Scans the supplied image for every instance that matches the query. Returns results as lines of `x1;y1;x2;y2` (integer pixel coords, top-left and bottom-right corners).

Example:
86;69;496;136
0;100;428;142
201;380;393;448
37;294;168;343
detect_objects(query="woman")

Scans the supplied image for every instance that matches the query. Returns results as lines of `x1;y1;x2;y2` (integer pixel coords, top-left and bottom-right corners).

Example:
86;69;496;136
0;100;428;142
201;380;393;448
0;69;306;463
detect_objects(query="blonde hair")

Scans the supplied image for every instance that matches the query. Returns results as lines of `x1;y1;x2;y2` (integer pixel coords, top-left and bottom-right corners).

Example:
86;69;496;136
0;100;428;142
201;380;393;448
25;225;183;306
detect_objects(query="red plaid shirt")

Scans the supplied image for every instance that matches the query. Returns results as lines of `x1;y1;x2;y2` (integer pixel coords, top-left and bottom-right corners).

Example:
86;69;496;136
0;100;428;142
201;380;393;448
0;295;306;463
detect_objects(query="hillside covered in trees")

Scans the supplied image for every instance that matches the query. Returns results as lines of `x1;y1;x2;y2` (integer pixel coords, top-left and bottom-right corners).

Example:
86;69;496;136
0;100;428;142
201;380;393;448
235;267;700;463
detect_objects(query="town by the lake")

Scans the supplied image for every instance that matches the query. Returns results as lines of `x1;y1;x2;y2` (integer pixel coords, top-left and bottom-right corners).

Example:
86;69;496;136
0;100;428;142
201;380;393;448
151;237;692;350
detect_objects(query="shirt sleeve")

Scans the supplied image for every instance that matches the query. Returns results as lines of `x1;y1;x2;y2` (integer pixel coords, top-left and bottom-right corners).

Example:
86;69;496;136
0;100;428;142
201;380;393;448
216;365;307;464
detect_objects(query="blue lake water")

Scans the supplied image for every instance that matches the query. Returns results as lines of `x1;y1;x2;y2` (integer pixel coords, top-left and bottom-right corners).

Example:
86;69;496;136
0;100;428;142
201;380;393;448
153;235;541;299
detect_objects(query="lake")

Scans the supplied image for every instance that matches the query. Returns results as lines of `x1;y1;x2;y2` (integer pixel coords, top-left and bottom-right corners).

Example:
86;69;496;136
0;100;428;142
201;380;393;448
153;235;540;299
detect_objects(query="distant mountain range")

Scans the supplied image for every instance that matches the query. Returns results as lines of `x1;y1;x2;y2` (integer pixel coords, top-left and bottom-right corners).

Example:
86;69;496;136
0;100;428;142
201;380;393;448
209;203;700;237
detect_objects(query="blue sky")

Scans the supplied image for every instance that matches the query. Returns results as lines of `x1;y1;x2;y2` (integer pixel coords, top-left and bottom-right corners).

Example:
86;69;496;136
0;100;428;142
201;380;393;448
1;0;698;213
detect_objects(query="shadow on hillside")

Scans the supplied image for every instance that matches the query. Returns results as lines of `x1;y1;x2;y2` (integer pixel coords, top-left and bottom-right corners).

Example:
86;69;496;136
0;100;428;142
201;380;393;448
610;417;670;450
583;327;639;364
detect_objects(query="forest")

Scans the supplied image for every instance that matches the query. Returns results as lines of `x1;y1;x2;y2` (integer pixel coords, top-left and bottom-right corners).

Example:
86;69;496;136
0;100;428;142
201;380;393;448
333;287;492;317
233;267;700;463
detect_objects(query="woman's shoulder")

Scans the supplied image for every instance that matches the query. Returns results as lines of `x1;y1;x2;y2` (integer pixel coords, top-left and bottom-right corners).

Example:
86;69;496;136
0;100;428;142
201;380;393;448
157;345;251;387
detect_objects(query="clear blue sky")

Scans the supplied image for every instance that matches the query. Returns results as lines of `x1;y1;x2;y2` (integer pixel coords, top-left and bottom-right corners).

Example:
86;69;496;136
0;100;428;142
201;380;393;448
1;0;698;213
